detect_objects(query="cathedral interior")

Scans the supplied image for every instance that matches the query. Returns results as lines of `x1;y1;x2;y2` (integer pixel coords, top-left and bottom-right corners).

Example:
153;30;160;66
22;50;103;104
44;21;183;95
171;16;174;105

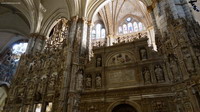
0;0;200;112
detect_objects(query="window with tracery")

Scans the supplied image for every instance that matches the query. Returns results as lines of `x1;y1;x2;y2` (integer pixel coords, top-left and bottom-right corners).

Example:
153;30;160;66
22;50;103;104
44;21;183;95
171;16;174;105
118;17;146;35
91;23;106;40
123;24;128;34
0;41;28;83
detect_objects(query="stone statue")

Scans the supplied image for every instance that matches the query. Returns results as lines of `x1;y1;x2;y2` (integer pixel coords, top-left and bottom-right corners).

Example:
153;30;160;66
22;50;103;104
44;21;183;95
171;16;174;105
96;74;102;88
76;70;83;90
143;68;151;83
116;54;125;64
169;56;181;81
155;65;165;82
125;55;131;62
140;48;147;60
182;48;195;73
86;75;92;88
96;56;102;67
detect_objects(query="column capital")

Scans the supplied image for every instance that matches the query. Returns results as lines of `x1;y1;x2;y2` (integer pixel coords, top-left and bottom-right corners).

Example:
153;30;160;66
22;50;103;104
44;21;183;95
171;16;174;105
71;15;79;22
87;20;92;26
29;33;46;40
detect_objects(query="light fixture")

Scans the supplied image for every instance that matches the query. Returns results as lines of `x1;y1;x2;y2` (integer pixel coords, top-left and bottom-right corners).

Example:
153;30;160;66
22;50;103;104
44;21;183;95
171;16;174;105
189;0;200;12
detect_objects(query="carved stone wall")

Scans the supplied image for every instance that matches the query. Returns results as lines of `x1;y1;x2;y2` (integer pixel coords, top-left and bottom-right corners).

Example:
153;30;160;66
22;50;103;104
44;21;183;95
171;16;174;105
81;36;175;112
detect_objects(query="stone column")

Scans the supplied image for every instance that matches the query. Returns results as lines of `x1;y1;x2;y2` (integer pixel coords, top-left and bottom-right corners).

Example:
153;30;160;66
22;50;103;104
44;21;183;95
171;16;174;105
26;33;46;54
86;20;92;61
67;17;88;112
58;16;79;112
147;6;162;51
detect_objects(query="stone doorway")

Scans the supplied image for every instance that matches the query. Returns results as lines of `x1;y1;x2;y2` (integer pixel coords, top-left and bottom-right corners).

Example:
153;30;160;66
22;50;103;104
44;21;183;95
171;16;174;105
112;104;138;112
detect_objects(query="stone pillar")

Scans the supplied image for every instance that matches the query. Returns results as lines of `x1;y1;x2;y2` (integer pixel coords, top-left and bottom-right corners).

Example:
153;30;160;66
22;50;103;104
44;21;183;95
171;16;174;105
67;17;88;112
58;16;79;112
86;21;92;61
26;33;46;54
148;6;162;51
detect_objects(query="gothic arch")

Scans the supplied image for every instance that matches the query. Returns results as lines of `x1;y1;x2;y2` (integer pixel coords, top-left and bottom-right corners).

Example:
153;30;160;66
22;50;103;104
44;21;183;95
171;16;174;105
87;0;150;21
107;100;142;112
40;8;69;36
105;51;136;66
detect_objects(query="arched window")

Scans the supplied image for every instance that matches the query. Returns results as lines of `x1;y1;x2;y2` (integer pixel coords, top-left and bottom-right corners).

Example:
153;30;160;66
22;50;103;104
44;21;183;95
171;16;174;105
101;28;106;38
96;24;101;39
123;24;128;34
118;17;145;35
128;23;133;33
133;22;138;32
138;22;143;31
142;24;146;30
119;26;123;34
92;30;96;39
12;42;28;62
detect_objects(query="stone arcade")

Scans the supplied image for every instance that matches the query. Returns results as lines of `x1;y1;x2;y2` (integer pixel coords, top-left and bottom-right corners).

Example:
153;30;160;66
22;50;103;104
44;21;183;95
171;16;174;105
0;0;200;112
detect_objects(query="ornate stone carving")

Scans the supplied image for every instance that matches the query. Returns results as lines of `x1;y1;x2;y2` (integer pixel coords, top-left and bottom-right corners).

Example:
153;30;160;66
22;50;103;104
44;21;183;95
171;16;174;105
182;48;195;74
96;56;102;67
168;55;182;82
107;53;133;66
143;67;151;84
85;75;92;88
95;73;102;88
76;70;83;91
154;65;165;83
140;48;148;60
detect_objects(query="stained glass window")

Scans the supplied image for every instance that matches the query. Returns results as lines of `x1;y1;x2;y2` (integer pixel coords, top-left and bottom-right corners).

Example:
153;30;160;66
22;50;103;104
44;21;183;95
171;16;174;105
138;22;143;31
126;17;132;22
119;26;123;34
123;24;128;34
133;22;138;32
128;23;133;33
92;23;106;39
118;17;145;34
101;28;106;38
96;24;101;39
92;30;96;39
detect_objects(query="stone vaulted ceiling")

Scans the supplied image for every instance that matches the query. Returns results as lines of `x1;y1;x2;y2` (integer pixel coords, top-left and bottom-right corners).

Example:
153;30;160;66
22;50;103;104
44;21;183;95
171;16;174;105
92;0;153;35
0;0;154;54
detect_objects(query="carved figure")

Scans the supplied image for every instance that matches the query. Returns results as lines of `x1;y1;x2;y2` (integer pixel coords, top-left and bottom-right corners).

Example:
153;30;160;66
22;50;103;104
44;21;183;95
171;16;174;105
155;65;165;82
116;54;125;64
125;55;131;62
140;48;147;60
96;56;102;67
143;68;151;83
76;70;83;90
96;74;102;88
86;75;92;88
169;56;181;81
182;48;195;73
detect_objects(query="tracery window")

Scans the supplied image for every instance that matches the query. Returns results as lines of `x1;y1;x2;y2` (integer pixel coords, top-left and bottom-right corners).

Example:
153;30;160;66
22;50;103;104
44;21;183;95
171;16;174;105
91;23;106;39
128;23;133;33
133;22;138;32
119;26;123;34
138;22;143;31
118;17;145;35
0;41;28;83
123;24;128;34
101;29;106;38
